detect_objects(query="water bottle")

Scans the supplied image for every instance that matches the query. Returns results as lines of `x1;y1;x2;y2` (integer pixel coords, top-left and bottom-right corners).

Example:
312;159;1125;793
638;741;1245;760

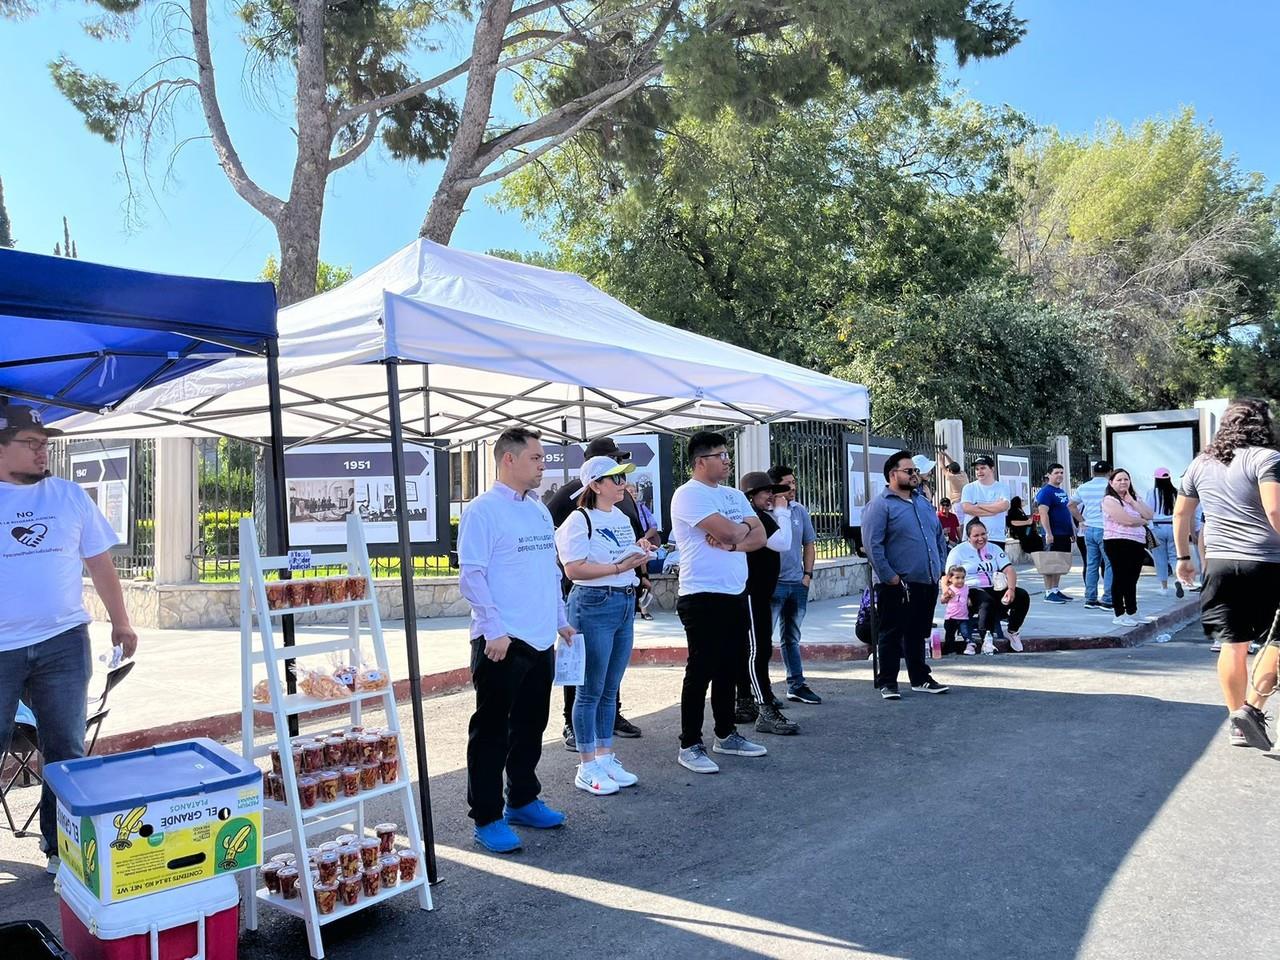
929;627;943;660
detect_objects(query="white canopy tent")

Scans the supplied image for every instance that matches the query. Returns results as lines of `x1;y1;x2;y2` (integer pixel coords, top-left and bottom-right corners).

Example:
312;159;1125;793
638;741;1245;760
60;239;869;445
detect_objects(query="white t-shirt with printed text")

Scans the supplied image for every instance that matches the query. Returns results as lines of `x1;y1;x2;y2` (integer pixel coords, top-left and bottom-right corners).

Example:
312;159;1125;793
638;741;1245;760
0;477;119;652
457;486;561;650
945;541;1012;590
555;507;642;588
670;479;751;596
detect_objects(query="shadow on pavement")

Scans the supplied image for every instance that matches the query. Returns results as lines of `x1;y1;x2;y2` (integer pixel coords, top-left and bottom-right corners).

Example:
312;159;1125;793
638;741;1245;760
235;666;1222;960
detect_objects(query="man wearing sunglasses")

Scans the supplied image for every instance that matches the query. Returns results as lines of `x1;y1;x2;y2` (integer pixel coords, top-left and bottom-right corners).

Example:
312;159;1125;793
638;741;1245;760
860;450;950;699
0;404;137;874
669;431;769;773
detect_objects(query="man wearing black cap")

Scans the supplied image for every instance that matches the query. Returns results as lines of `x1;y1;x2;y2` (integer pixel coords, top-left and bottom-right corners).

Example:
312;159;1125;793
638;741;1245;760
547;436;658;747
737;471;800;735
0;405;138;874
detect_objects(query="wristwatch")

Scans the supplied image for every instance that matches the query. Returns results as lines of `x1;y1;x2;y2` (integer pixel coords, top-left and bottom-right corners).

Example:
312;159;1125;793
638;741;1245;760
1177;555;1191;561
803;570;813;578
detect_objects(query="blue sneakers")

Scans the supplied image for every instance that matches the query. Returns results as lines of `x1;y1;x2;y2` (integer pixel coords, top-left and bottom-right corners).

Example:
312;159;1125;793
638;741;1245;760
473;819;522;853
504;798;566;829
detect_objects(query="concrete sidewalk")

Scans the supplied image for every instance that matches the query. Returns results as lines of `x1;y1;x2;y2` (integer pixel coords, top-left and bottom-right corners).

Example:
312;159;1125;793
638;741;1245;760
81;562;1199;753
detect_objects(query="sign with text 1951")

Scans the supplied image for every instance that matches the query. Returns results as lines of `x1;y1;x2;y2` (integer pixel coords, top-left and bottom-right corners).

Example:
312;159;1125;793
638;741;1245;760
283;441;439;548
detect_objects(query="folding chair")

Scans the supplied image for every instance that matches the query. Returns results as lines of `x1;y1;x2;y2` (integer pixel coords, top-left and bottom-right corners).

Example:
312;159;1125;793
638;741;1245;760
1;714;42;837
85;660;135;756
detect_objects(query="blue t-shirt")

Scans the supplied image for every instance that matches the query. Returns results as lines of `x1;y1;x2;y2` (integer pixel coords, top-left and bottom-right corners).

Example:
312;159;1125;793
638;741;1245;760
1035;484;1075;536
777;502;818;582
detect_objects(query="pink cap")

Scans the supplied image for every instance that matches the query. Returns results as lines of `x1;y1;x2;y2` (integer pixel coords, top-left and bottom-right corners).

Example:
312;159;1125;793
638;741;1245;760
1154;467;1171;479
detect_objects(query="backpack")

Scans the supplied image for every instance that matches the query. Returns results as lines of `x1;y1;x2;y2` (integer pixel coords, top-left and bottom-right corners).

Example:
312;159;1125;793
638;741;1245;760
855;586;874;644
558;508;594;597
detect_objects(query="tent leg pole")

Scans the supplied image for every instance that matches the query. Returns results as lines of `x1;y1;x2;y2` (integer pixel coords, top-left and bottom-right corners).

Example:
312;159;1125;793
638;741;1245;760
861;417;879;688
578;387;587;442
266;342;299;737
422;363;431;436
385;360;440;886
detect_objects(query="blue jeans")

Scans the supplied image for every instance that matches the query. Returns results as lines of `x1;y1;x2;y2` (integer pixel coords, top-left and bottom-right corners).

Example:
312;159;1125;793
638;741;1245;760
567;586;635;754
0;624;92;853
770;581;809;692
1151;523;1176;582
1083;526;1113;604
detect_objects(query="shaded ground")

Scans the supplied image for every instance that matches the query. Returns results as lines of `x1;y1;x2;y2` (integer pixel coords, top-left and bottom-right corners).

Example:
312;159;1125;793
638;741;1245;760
6;619;1278;959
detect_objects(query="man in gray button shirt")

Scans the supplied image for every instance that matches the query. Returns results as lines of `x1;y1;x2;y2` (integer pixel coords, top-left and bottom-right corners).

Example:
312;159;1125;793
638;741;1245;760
860;450;950;699
767;464;821;704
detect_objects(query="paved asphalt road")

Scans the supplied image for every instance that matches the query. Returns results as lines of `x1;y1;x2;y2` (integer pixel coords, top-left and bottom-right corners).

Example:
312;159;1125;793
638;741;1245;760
6;619;1279;959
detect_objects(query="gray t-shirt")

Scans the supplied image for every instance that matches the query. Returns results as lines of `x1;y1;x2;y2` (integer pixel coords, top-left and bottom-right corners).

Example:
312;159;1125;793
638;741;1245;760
777;501;818;582
1180;447;1280;562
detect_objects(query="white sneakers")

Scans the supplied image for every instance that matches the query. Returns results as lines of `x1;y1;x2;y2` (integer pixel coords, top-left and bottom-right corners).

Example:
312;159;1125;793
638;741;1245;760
1113;615;1139;627
575;760;618;795
575;754;639;795
1006;629;1024;652
962;642;977;656
597;753;638;787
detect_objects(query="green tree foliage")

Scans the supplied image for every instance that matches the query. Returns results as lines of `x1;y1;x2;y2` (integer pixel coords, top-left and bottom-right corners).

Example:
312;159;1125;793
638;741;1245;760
497;78;1122;440
42;1;1023;304
0;176;13;248
260;255;353;294
1005;108;1277;408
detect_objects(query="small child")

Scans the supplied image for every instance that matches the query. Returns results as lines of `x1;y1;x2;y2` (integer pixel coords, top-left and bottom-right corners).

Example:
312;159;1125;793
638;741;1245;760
940;565;972;655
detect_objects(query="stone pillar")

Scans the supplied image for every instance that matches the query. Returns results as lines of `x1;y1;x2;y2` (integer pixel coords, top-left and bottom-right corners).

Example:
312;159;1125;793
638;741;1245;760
736;424;772;482
1052;435;1072;493
155;438;197;583
934;419;965;505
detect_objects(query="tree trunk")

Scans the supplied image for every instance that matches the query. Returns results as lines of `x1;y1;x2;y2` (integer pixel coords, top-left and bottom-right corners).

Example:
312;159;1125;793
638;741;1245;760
418;0;513;244
274;203;324;307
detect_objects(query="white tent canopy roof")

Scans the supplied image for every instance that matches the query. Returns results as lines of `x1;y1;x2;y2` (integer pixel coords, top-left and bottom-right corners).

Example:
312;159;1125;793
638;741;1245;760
62;239;868;445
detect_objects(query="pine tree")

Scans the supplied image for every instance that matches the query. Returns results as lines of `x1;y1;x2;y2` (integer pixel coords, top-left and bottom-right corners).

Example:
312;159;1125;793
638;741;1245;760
0;176;13;248
52;216;78;258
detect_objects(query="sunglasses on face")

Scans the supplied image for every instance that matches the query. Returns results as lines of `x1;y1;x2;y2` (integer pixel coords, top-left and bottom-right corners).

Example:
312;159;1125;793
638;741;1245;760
894;466;920;476
596;474;627;486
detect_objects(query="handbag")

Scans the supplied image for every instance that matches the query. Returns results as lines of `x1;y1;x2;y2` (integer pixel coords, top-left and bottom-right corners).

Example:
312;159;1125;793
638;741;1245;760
1143;525;1158;551
1031;550;1072;576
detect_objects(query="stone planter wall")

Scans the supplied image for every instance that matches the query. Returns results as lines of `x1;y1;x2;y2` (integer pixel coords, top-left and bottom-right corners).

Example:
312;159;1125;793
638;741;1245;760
83;555;870;629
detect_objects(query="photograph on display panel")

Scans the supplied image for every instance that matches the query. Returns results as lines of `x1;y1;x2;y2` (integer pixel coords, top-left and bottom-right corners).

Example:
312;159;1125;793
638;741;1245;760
535;433;668;530
996;452;1031;507
283;441;442;550
841;434;907;529
68;442;132;547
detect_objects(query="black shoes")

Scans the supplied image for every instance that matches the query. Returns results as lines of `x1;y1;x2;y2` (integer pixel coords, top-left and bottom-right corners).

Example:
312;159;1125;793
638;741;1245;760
786;684;822;705
735;698;760;723
754;703;800;735
880;685;901;700
614;713;642;738
910;679;950;694
1229;703;1272;750
562;723;577;752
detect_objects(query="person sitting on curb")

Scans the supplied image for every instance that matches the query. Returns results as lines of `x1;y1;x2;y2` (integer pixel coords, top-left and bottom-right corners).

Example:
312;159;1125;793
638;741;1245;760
945;519;1029;654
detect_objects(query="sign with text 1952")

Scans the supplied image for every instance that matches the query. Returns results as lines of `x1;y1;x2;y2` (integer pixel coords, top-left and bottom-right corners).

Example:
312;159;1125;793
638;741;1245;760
283;441;439;549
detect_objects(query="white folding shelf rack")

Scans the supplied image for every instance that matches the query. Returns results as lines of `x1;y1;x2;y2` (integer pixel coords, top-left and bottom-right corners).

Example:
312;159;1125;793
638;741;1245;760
237;515;431;959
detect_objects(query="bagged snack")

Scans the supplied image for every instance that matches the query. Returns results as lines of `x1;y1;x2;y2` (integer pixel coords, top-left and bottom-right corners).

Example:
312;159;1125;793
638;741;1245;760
355;666;389;691
294;666;350;701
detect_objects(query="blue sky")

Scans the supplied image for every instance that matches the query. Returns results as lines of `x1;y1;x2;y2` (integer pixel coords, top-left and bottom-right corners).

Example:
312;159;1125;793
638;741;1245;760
0;0;1276;283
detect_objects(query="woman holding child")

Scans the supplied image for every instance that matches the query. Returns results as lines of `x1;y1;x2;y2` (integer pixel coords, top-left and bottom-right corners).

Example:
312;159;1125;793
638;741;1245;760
943;519;1030;655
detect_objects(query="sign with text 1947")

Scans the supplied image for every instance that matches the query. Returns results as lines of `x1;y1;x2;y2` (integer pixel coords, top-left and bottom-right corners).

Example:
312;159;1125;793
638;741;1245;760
283;441;438;548
69;445;131;545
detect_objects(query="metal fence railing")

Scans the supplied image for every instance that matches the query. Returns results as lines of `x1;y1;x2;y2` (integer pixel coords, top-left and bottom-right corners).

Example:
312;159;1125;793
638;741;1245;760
768;420;857;560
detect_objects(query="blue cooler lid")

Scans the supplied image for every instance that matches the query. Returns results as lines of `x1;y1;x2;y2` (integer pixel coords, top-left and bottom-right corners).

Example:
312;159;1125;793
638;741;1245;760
44;738;259;816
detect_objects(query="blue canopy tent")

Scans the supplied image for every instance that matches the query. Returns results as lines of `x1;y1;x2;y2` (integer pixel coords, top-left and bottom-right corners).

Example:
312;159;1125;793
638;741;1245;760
0;249;279;423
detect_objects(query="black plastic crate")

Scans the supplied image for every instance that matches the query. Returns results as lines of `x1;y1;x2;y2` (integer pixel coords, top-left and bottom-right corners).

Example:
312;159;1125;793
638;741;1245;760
0;919;73;959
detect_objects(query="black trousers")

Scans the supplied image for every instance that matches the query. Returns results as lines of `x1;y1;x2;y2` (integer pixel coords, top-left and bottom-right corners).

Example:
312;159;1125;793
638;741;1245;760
968;586;1030;635
466;636;553;826
677;591;748;748
1104;539;1145;616
737;590;777;706
875;581;937;688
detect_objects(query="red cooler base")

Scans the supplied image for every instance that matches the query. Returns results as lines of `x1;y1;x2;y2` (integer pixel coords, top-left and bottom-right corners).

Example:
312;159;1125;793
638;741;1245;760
58;872;240;960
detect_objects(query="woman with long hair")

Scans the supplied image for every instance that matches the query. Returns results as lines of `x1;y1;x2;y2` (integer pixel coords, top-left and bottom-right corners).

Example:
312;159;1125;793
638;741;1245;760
1146;468;1181;597
1101;468;1154;626
1174;398;1280;749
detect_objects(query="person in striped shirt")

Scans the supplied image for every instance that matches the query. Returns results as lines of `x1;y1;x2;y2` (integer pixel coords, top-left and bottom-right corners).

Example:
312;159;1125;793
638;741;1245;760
1070;461;1114;611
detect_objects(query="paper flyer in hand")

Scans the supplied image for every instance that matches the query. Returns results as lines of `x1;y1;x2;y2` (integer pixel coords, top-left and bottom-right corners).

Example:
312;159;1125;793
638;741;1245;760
554;633;586;687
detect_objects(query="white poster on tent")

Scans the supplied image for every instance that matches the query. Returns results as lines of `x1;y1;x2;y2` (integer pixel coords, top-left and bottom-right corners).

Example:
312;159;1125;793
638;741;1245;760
69;445;131;544
284;441;438;547
534;434;665;530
